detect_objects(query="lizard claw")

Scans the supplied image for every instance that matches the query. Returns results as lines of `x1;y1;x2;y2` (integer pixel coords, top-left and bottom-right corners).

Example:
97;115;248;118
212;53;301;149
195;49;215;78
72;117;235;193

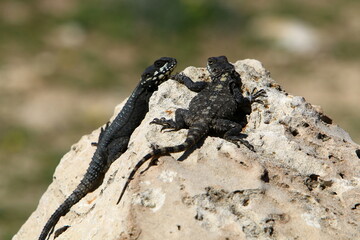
225;134;256;152
253;99;265;105
234;139;255;152
242;140;255;152
150;143;159;151
171;72;186;84
248;88;266;104
150;117;162;125
254;89;266;98
151;117;177;131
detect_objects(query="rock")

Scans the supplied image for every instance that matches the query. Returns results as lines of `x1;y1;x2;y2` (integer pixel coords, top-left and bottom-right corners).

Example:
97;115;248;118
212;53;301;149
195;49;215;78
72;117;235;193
13;59;360;240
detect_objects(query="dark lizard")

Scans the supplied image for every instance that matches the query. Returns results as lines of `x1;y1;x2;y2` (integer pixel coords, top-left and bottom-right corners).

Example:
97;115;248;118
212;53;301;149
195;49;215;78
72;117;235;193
39;57;177;240
116;56;265;204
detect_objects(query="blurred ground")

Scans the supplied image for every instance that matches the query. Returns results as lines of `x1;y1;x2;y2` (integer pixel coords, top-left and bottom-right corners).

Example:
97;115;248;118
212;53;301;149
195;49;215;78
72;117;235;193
0;0;359;239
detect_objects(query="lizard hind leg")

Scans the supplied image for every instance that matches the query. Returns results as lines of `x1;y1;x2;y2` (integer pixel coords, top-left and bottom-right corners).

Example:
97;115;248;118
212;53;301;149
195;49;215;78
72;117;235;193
139;143;161;174
212;119;255;152
117;122;208;205
91;122;111;146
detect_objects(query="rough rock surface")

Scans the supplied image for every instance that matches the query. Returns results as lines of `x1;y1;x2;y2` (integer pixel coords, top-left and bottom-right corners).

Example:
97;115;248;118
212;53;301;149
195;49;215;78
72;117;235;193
13;59;360;240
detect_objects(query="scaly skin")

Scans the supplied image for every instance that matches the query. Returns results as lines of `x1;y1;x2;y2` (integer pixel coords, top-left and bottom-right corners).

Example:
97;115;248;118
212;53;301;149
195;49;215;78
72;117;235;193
116;56;265;204
39;57;177;240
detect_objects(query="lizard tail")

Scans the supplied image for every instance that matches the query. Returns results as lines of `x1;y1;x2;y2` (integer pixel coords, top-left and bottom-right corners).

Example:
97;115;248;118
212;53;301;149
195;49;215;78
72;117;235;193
38;184;89;240
39;151;107;240
116;123;208;204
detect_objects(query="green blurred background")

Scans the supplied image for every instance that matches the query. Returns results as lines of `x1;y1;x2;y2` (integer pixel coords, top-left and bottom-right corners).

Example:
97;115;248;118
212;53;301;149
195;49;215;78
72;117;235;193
1;0;359;238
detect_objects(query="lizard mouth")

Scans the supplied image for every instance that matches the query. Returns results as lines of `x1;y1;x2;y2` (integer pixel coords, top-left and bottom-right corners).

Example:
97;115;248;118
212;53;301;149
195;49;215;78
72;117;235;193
141;57;177;87
207;64;220;78
206;64;211;74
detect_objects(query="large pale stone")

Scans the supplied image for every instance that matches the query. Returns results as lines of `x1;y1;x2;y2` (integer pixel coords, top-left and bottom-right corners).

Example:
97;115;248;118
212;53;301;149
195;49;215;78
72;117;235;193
13;59;360;240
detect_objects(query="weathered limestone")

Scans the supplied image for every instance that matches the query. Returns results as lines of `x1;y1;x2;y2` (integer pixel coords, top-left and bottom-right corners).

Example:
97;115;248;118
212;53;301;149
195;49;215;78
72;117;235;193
13;59;360;240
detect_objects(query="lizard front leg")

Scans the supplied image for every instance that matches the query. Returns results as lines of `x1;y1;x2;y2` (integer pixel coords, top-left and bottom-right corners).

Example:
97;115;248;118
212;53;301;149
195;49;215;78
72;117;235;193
172;73;208;92
229;79;266;105
247;88;266;104
151;108;190;131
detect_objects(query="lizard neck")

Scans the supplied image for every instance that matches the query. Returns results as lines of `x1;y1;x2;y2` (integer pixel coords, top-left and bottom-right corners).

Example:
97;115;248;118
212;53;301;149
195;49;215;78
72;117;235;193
98;82;154;146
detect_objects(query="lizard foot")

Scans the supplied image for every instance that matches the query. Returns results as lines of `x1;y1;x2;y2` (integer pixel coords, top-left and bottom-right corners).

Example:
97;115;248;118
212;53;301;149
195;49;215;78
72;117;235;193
150;117;177;131
171;72;187;84
237;139;255;152
226;135;255;152
248;88;267;104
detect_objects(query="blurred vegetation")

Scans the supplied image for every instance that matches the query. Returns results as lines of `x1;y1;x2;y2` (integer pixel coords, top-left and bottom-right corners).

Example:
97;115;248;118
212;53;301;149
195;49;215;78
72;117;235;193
0;0;359;238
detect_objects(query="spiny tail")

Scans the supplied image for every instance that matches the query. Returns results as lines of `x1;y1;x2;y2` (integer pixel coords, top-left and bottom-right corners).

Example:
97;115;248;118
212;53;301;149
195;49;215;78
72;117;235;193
38;183;89;240
117;123;208;204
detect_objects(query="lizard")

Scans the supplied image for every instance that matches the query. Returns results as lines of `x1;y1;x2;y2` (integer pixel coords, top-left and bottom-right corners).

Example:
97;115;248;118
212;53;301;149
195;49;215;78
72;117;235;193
116;56;266;204
38;57;177;240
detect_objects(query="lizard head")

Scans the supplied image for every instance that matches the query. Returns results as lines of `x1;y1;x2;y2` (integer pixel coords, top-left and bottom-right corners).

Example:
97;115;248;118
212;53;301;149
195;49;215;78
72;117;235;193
207;56;236;78
140;57;177;89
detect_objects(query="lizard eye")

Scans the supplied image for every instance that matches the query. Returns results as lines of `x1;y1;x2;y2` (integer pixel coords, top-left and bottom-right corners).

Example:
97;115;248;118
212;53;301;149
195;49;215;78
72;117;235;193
208;60;214;65
154;60;164;68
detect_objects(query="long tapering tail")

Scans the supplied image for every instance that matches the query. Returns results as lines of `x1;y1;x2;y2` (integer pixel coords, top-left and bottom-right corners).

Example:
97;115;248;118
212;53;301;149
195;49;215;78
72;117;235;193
117;123;208;204
39;149;108;240
38;185;88;240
